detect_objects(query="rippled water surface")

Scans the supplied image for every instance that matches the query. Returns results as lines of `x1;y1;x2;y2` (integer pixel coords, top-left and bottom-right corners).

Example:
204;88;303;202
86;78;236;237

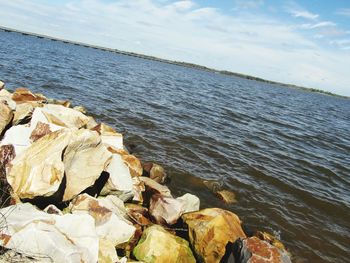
1;31;350;262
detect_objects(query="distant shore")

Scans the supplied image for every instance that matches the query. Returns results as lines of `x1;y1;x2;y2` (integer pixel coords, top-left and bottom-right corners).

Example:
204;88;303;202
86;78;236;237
1;25;347;99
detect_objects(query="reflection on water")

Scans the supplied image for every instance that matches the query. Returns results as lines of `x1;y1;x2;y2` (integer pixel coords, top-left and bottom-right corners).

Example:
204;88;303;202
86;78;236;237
1;30;350;262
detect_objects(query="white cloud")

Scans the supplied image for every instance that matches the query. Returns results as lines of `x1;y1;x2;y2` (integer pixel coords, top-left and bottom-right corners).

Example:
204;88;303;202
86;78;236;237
289;10;319;20
336;8;350;16
301;21;337;29
0;0;349;96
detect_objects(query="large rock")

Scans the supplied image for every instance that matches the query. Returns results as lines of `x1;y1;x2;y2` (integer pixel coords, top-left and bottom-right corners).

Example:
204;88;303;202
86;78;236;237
12;102;34;125
12;87;47;104
0;101;13;134
7;129;74;199
133;225;196;263
177;193;200;213
182;208;247;263
233;237;292;263
0;89;16;110
0;124;32;155
108;148;143;177
69;194;136;247
0;203;99;263
92;123;123;150
143;162;167;184
62;129;112;201
41;104;90;128
100;152;134;198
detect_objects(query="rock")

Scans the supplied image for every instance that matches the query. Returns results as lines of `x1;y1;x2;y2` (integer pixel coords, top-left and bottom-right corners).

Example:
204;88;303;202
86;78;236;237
41;104;90;128
182;208;247;263
86;116;98;129
233;237;292;263
44;204;63;215
0;101;13;134
47;98;71;107
92;123;123;149
12;87;47;103
177;193;200;213
125;203;152;226
0;80;4;90
0;203;99;263
7;129;73;199
73;105;87;114
255;231;286;251
30;121;52;142
150;194;185;225
139;176;172;197
131;176;145;203
216;190;237;204
100;153;133;198
0;144;16;167
0;145;15;206
0;89;16;110
143;162;167;184
203;179;223;193
12;102;34;125
133;224;196;263
69;194;136;248
62;129;112;201
108;147;143;177
0;124;32;155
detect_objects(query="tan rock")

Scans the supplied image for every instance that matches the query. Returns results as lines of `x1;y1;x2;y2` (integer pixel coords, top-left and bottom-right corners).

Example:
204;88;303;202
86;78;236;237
216;189;237;204
12;102;34;125
182;208;246;263
86;116;98;129
108;147;143;177
12;87;47;103
41;104;90;128
7;129;74;199
255;231;286;251
62;129;112;201
0;102;13;134
92;123;124;150
131;176;145;203
73;105;87;114
47;98;71;107
133;224;196;263
0;80;4;90
0;89;16;110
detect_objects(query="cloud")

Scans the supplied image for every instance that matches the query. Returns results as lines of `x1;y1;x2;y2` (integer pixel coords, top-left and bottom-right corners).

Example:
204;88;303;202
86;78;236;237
0;0;349;96
336;8;350;16
289;10;319;20
301;21;337;29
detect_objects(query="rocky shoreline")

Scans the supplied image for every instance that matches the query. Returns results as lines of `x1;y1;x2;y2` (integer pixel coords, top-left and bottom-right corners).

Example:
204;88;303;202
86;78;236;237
0;80;292;262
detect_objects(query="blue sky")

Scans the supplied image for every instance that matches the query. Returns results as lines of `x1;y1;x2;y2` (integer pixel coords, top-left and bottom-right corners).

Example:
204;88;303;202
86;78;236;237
0;0;350;96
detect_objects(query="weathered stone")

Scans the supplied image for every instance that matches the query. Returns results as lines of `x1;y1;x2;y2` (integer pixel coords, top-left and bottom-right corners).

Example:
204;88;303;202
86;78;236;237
125;203;152;226
41;104;90;128
233;237;292;263
69;194;136;248
12;87;47;103
255;231;286;251
62;129;112;201
0;89;16;110
177;193;200;213
133;225;196;263
92;123;123;149
139;176;172;197
108;147;142;177
131;176;145;203
0;102;13;134
7;129;73;199
216;189;237;204
30;121;52;142
143;162;167;184
0;144;16;168
12;102;34;125
0;203;99;263
100;153;133;198
182;208;247;263
150;194;184;225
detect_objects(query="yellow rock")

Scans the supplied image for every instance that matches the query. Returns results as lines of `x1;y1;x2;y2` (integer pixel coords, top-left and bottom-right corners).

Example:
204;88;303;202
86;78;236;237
216;190;237;204
182;208;246;263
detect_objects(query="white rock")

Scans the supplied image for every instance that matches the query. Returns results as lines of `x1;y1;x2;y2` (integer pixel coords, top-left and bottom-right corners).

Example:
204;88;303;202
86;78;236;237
177;193;200;213
0;125;32;156
149;194;184;225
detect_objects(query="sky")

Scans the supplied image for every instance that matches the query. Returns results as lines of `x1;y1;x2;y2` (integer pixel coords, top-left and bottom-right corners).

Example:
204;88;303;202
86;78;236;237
0;0;350;96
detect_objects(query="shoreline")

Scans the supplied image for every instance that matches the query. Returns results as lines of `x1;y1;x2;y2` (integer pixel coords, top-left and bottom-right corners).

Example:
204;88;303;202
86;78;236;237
1;25;347;99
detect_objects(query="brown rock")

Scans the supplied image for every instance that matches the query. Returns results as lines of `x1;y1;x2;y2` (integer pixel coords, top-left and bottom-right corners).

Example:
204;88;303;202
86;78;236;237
125;203;152;226
255;231;286;251
182;208;246;263
216;190;237;204
12;88;47;103
30;122;52;142
143;162;167;184
0;144;16;168
233;237;292;263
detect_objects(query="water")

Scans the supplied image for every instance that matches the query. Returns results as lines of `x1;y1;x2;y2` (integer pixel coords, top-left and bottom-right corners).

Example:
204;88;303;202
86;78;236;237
1;30;350;262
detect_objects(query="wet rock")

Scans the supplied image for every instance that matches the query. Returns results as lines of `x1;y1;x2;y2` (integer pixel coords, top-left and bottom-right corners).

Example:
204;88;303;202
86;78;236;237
182;208;246;263
0;101;13;135
92;123;124;150
203;179;223;193
12;87;47;104
100;153;133;198
177;193;200;213
233;237;292;263
150;194;185;225
41;104;90;128
69;194;136;248
133;224;196;263
0;203;99;263
143;162;167;184
12;102;34;125
216;190;237;204
62;129;112;201
255;231;286;251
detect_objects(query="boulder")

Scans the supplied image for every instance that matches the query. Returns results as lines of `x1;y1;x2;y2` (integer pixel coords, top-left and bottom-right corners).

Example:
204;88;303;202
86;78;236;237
233;237;292;263
125;203;152;226
47;98;71;107
216;189;237;204
100;153;133;198
131;176;145;203
41;104;90;128
182;208;246;263
73;105;87;114
30;121;52;142
0;203;99;263
0;89;16;110
143;162;167;184
255;231;286;251
62;129;112;201
108;147;142;177
139;176;172;197
133;225;196;263
177;193;200;213
12;102;34;125
150;194;185;225
0;124;32;155
0;101;13;134
12;87;47;103
69;194;136;247
86;116;98;129
7;129;74;199
92;123;123;149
